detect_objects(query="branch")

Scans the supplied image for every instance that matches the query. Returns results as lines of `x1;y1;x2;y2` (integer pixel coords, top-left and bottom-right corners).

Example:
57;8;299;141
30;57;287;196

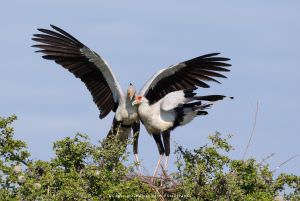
258;153;276;166
242;102;259;160
272;154;299;173
0;141;28;166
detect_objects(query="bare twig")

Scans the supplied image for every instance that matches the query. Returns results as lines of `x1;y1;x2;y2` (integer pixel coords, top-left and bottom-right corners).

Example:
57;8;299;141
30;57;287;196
125;172;182;200
272;154;299;173
242;102;259;160
259;153;276;166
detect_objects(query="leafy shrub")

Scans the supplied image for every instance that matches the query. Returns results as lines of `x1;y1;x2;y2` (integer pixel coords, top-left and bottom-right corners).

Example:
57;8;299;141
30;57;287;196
0;115;299;200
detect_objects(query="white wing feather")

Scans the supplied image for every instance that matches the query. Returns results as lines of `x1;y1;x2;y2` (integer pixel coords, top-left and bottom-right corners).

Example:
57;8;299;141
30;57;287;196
81;47;124;102
139;63;186;96
160;90;186;111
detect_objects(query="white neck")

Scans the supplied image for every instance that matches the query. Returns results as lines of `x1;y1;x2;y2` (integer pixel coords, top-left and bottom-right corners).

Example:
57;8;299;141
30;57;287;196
115;94;138;123
138;98;151;116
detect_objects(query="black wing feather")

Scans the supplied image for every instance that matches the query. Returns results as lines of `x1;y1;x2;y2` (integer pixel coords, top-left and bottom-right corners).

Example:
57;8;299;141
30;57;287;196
145;53;231;104
32;25;118;118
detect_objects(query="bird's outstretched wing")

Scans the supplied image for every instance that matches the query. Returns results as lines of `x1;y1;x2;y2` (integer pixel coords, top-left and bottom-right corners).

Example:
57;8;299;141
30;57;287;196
139;53;231;104
32;25;124;118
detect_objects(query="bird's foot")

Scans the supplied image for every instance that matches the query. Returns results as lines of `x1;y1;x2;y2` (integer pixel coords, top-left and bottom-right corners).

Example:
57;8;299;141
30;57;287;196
152;155;163;182
161;155;169;178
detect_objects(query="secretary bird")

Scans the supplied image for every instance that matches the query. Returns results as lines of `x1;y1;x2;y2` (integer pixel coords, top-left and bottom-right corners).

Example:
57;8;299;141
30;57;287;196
132;54;231;177
32;25;140;164
133;90;232;177
32;25;231;174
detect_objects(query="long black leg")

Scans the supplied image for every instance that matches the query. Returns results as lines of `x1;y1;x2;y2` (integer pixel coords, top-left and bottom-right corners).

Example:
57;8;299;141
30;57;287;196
132;122;140;154
106;117;121;138
153;134;165;155
162;131;171;173
162;131;170;156
152;133;164;177
132;122;141;173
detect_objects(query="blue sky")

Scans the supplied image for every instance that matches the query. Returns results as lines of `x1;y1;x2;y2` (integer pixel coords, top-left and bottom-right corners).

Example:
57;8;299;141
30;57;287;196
1;1;299;175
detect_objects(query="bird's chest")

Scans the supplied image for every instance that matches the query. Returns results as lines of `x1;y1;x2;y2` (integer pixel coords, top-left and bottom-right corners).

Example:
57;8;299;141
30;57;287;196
139;105;172;134
116;103;138;125
144;123;161;134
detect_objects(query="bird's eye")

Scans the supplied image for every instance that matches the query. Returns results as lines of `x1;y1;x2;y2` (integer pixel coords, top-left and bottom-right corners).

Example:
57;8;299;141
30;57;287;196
138;96;142;100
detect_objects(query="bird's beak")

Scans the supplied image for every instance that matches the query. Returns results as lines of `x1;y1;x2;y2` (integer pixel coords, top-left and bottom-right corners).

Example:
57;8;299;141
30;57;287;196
129;94;134;101
128;91;135;101
132;100;138;106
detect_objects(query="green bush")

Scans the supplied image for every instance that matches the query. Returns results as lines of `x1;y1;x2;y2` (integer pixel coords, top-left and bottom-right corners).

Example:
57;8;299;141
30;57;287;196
174;133;299;200
0;115;299;201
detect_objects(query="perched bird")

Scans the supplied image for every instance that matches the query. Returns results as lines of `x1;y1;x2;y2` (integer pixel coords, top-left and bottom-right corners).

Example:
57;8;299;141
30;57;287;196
133;91;232;176
32;25;231;174
132;55;231;177
32;25;140;162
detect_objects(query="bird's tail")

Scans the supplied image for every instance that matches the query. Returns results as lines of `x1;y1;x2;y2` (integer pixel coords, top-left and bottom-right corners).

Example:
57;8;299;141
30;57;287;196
175;95;233;127
183;89;233;103
193;95;234;102
192;95;233;114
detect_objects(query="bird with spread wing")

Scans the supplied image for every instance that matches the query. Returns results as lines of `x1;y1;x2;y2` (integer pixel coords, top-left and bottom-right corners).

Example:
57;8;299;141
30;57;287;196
32;25;231;175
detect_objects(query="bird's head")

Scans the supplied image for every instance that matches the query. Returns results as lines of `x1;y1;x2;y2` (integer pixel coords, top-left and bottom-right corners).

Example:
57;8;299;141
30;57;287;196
127;83;136;101
132;95;144;106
